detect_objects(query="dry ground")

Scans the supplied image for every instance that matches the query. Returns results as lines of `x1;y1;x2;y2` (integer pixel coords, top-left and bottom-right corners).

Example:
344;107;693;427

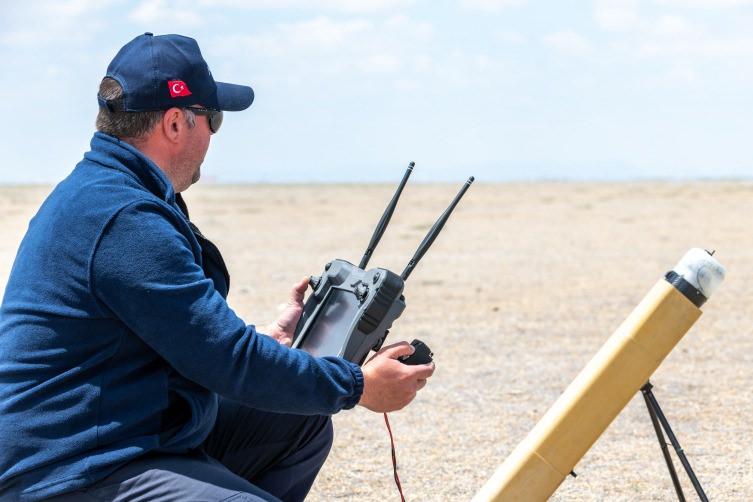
2;182;752;501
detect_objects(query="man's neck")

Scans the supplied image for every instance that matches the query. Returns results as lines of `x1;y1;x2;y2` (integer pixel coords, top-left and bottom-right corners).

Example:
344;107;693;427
122;136;179;192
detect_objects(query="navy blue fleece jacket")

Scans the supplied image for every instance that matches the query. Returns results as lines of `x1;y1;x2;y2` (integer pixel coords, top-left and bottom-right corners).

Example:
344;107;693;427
0;132;363;501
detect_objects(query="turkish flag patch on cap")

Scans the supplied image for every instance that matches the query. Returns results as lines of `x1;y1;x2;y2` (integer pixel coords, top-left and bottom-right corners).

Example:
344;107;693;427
168;80;192;98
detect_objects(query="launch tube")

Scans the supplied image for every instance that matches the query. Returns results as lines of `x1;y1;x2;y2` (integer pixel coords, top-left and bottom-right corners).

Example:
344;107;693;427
474;249;725;502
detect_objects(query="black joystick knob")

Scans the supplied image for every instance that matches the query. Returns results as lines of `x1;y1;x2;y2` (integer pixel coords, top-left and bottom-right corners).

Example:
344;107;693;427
399;339;433;365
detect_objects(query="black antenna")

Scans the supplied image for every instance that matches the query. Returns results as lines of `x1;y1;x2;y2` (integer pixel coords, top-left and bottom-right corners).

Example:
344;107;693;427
358;162;415;270
401;176;474;281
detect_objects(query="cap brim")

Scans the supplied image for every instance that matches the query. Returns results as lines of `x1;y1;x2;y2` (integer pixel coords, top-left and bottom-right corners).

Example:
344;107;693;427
215;81;254;111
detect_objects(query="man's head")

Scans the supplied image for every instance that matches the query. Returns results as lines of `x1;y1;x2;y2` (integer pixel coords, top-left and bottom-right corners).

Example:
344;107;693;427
96;33;253;192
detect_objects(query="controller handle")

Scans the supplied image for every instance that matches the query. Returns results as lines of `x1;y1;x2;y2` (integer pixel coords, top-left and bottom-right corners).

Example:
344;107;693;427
399;339;433;365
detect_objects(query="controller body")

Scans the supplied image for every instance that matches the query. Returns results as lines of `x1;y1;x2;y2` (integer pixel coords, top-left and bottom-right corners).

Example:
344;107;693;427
291;259;407;365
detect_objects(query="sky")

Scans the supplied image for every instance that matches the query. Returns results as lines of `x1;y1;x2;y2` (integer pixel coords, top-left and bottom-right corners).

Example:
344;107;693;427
1;0;753;184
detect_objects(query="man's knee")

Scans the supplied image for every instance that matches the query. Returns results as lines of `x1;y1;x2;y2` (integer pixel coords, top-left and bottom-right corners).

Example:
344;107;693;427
305;415;334;462
321;416;334;454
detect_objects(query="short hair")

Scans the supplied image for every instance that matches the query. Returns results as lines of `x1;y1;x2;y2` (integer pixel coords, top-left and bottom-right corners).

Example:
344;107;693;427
95;78;195;139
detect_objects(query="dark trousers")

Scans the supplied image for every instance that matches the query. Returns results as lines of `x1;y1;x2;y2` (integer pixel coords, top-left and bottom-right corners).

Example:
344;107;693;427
47;398;334;502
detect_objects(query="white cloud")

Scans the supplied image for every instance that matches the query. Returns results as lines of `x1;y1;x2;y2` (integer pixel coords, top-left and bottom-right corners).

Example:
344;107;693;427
495;30;527;45
662;62;699;83
594;0;640;31
129;0;203;26
590;8;753;88
0;0;116;47
357;53;402;74
590;2;753;72
123;0;419;33
655;0;753;7
226;17;374;55
196;0;416;12
650;14;692;36
460;0;527;13
542;30;593;55
206;14;508;94
424;49;501;87
637;15;753;57
44;0;111;18
207;16;415;88
215;15;433;61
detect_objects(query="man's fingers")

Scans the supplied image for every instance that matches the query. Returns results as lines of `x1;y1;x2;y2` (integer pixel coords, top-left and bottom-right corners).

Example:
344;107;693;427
379;341;414;360
416;379;427;391
411;362;435;380
290;277;309;303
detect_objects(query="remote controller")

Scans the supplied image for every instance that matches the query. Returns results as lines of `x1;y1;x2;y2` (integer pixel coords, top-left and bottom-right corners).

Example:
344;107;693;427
291;163;472;365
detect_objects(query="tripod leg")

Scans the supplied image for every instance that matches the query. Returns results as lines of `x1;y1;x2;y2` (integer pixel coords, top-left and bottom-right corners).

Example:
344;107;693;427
642;382;709;502
641;382;686;502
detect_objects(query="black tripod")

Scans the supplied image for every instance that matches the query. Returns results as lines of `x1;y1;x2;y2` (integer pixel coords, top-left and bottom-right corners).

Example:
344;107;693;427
640;381;709;502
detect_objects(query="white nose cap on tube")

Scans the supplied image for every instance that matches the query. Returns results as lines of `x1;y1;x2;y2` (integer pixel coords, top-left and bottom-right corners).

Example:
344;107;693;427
673;248;726;299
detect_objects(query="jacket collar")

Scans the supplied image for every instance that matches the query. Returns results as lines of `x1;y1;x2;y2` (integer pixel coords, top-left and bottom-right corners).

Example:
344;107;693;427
85;132;176;205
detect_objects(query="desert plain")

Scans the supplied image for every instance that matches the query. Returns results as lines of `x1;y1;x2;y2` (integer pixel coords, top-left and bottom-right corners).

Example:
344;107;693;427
1;181;752;501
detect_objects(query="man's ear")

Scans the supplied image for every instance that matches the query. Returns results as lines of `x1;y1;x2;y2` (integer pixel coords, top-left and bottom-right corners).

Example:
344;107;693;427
162;107;184;144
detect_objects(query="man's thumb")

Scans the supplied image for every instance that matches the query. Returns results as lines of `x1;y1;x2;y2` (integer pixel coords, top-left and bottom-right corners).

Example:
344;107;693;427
291;277;308;303
380;341;414;360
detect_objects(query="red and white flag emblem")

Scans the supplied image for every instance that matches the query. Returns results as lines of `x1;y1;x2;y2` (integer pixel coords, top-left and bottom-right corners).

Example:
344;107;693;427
168;80;192;98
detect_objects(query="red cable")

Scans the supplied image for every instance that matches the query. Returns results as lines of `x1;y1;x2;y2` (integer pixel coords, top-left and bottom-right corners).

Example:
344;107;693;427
383;412;406;502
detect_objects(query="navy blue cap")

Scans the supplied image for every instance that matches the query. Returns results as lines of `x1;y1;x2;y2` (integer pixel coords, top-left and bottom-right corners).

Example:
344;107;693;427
99;32;253;112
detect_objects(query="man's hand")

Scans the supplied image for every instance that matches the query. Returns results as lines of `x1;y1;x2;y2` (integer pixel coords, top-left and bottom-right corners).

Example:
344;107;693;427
265;277;309;347
359;341;435;413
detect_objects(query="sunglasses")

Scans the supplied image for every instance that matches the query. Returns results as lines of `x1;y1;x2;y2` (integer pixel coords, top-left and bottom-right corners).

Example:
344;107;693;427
185;106;223;134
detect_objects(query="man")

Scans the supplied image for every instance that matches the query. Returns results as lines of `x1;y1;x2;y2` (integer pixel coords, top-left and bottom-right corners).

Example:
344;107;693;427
0;33;434;501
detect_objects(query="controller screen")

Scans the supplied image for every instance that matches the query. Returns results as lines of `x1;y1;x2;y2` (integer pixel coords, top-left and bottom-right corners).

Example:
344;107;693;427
300;288;360;358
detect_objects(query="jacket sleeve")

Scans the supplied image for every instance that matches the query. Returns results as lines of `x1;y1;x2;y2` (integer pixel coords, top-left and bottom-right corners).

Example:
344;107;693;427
90;201;363;415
